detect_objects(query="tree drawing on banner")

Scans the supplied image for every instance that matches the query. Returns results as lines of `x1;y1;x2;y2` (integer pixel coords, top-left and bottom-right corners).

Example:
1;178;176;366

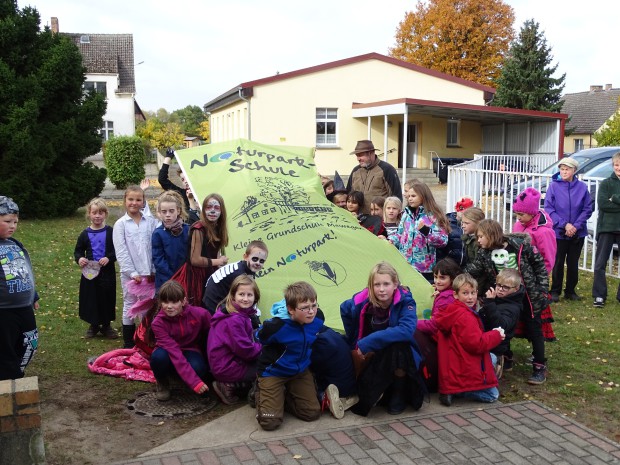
257;178;310;215
389;0;514;87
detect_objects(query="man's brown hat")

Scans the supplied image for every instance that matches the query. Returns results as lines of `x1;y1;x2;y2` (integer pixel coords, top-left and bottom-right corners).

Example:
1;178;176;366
350;140;378;155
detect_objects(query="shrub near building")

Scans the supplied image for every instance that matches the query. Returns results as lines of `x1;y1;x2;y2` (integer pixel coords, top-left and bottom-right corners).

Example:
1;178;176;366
105;136;147;189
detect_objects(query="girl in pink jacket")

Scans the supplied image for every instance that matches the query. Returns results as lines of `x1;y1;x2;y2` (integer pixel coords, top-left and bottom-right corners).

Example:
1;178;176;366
512;187;556;342
149;280;211;401
417;258;462;339
512;188;557;273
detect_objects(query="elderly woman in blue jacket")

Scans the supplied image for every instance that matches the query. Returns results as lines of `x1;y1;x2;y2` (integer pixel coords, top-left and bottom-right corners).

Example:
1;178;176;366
544;157;593;302
340;261;425;416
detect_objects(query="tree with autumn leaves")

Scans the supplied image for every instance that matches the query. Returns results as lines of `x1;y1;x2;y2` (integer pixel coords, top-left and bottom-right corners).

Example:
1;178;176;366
390;0;515;87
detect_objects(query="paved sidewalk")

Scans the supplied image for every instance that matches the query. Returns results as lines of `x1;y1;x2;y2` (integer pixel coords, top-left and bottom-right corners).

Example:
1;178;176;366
114;401;620;464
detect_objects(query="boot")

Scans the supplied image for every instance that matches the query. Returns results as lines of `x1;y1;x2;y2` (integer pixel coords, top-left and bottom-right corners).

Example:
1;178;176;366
527;363;547;385
212;381;240;405
122;324;136;349
155;378;171;401
325;384;345;419
387;376;407;415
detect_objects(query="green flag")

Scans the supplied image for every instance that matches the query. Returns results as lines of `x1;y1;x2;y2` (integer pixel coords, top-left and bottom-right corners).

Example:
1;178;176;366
176;139;432;329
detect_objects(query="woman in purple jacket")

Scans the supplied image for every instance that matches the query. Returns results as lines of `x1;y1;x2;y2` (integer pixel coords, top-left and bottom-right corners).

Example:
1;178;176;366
150;280;211;402
544;158;593;302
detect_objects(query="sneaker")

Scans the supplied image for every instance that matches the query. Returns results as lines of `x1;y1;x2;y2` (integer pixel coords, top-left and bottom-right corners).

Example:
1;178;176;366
85;326;97;338
502;356;514;372
439;394;453;406
593;297;605;308
156;379;171;401
527;364;547;385
212;381;240;405
101;325;118;339
325;384;345;419
564;293;582;301
550;292;560;303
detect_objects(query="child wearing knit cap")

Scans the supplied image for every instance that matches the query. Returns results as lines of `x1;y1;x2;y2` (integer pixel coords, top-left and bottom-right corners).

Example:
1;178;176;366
512;187;556;345
512;188;557;273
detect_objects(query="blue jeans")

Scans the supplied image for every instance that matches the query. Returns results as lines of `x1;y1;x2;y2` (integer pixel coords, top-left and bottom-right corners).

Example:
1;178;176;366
455;353;499;403
150;348;208;385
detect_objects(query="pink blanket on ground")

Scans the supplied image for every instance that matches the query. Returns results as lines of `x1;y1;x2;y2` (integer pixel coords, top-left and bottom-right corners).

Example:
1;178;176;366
87;348;155;383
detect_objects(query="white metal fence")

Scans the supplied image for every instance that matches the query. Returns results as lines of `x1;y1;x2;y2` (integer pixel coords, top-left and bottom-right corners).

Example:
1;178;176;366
446;154;618;277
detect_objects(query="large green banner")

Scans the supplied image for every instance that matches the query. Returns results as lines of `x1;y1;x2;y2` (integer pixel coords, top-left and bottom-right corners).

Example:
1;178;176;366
176;139;432;330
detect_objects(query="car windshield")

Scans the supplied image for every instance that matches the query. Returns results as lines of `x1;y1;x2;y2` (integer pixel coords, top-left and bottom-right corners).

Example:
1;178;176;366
583;162;613;179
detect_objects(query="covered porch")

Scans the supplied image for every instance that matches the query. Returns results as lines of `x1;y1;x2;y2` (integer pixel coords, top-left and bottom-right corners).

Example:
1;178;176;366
351;98;568;184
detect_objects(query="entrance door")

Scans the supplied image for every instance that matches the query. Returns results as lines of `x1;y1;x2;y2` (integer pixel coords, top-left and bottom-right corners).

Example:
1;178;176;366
398;123;418;168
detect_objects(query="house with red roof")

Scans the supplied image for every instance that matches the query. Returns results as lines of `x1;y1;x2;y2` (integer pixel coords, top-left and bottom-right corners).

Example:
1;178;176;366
204;52;567;176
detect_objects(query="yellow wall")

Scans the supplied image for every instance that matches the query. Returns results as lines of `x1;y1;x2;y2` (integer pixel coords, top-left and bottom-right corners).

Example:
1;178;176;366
210;58;488;175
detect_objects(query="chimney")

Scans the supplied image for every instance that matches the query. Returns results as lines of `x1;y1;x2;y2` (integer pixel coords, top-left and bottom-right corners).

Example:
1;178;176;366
605;84;612;91
51;17;59;34
590;85;603;92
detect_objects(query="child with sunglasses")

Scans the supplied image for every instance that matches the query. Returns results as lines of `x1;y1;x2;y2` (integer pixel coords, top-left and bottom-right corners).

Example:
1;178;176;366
478;268;524;379
202;240;268;321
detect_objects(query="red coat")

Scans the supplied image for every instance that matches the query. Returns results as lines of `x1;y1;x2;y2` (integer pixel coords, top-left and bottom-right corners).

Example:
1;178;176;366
435;300;501;395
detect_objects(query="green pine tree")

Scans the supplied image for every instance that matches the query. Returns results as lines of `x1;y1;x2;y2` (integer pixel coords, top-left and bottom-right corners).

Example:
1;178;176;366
493;19;565;111
0;1;107;218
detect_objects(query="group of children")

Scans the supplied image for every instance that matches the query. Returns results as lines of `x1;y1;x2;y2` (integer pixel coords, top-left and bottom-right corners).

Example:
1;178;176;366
1;166;564;428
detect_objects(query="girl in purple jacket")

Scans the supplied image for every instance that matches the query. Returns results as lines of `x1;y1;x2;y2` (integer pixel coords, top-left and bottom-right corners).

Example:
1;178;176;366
149;280;211;401
207;275;262;405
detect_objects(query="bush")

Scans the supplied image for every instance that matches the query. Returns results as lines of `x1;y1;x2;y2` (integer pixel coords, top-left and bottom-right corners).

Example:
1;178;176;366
105;136;147;189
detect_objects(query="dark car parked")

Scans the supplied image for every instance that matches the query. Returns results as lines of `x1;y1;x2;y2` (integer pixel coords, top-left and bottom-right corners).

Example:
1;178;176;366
508;146;620;208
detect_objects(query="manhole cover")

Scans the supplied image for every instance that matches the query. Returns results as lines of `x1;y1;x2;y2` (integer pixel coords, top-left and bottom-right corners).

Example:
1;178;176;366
127;389;218;419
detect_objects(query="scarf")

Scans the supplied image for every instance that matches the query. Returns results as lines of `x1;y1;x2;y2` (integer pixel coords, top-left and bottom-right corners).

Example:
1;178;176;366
167;217;184;236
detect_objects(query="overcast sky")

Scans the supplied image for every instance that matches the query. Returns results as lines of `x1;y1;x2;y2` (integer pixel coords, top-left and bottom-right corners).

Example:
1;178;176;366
27;0;619;112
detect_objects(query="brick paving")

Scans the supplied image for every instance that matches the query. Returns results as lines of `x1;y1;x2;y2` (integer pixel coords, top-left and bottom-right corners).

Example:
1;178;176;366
113;401;620;465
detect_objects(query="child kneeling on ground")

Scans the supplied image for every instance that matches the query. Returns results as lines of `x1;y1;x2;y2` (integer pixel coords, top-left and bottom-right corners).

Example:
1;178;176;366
435;273;504;407
149;280;212;401
254;282;324;431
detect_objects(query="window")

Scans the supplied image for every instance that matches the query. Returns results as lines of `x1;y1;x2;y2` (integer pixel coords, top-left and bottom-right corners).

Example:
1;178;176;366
447;119;460;147
98;121;114;141
316;108;338;146
574;139;584;152
84;81;107;96
80;35;90;44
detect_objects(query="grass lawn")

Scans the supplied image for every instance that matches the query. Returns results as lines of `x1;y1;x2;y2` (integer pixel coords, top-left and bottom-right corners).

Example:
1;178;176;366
18;211;620;447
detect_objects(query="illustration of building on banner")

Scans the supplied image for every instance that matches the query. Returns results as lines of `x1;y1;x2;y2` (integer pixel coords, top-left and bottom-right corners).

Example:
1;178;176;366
233;176;345;233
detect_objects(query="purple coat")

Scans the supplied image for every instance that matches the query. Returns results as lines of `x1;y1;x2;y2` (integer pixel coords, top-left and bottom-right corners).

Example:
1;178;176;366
151;305;211;392
544;172;593;239
207;305;262;382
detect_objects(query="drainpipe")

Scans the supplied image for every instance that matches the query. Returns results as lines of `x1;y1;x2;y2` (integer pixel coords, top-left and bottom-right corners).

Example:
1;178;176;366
238;87;251;140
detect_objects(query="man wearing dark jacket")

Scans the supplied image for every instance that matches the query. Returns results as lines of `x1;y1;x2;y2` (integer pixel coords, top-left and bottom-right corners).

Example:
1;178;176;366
346;140;402;214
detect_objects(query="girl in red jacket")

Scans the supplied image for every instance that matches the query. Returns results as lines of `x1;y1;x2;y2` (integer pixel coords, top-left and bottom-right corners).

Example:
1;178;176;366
435;273;504;407
149;280;212;401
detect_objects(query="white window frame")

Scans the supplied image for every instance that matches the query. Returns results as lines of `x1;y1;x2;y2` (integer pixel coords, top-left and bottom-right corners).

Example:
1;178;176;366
574;139;584;152
447;119;460;147
84;81;107;97
316;108;338;147
99;120;114;141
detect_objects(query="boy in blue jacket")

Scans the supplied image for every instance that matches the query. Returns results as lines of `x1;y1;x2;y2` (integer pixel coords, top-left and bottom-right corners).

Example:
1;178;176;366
255;281;323;431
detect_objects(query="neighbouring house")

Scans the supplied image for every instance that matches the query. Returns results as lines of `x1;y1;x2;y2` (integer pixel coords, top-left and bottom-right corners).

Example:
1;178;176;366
204;52;568;177
562;84;620;153
183;136;204;148
51;17;140;142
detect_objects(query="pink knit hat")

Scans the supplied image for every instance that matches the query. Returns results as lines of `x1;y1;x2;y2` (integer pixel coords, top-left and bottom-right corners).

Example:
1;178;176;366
513;187;541;215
